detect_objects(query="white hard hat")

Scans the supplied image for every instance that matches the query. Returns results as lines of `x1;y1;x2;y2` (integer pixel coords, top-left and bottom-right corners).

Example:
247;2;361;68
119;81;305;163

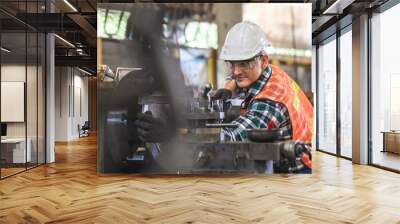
220;21;271;61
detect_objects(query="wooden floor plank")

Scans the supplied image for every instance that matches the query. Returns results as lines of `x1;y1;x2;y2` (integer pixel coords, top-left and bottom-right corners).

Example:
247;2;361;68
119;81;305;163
0;135;400;223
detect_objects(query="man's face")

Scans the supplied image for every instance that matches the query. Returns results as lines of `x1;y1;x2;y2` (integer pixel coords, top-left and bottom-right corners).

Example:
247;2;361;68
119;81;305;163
227;55;269;88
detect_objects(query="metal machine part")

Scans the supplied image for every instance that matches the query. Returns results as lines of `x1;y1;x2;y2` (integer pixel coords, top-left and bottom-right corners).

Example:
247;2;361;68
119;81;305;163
98;64;115;81
134;92;301;174
189;141;283;173
205;123;238;128
126;146;147;164
205;98;233;142
246;128;289;142
97;67;155;173
99;74;310;174
188;140;311;174
275;141;312;173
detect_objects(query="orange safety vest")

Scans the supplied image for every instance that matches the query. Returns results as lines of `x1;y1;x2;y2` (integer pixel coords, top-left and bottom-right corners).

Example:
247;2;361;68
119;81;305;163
240;65;313;143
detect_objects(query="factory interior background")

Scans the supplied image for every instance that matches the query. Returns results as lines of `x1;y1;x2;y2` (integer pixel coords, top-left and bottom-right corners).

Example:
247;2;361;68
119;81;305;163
0;0;400;223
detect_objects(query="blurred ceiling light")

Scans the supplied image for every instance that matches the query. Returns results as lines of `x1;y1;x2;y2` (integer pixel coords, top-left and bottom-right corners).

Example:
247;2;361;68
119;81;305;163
1;47;11;53
76;48;87;56
323;0;355;15
63;0;78;12
54;34;75;48
266;46;311;58
78;67;92;76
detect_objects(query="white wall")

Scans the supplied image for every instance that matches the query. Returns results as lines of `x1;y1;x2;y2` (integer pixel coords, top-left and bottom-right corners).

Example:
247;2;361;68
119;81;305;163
55;67;89;141
1;65;31;138
1;65;26;81
1;82;25;122
55;67;69;141
1;64;46;164
71;72;89;138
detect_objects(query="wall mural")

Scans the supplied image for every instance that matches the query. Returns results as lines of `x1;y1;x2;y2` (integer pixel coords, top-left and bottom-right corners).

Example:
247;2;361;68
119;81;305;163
97;3;313;175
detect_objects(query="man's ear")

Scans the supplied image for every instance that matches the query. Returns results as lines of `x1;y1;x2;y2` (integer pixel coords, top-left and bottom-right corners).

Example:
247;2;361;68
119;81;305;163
261;55;269;69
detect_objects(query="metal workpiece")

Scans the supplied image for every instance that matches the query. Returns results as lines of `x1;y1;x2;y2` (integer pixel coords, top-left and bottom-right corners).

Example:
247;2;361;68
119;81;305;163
192;141;282;161
137;140;286;174
131;129;287;174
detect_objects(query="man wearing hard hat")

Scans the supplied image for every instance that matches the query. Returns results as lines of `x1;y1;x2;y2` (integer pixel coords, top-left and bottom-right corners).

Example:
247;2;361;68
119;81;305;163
213;21;313;144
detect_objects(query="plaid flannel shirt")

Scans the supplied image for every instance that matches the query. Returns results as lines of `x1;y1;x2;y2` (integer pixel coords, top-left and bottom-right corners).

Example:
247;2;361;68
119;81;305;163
222;65;292;141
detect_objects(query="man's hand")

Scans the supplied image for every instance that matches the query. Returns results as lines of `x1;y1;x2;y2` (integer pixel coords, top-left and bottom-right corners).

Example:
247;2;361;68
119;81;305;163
211;88;232;100
135;112;173;142
210;78;236;100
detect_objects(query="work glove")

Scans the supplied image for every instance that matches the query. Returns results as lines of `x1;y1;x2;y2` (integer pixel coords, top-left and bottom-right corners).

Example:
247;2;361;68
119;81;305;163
211;88;232;100
135;111;173;142
225;107;241;122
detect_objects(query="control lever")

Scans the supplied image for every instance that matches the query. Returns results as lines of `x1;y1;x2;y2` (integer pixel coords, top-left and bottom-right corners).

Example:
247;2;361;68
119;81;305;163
206;97;234;142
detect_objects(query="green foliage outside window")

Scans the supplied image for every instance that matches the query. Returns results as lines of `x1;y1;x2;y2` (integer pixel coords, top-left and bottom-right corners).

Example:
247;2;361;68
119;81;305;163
97;8;130;40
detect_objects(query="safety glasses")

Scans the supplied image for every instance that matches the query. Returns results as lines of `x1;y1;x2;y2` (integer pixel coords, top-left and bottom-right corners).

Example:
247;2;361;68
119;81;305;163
225;55;261;73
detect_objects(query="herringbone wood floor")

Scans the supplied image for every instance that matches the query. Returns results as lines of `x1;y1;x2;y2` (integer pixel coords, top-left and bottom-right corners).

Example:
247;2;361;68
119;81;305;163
1;135;400;223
